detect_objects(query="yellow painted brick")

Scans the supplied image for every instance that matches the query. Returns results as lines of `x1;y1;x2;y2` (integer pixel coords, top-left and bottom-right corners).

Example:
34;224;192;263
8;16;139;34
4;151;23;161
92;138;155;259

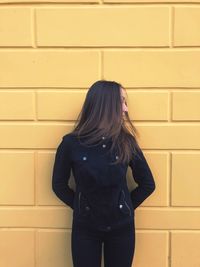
36;7;169;47
37;90;86;120
0;0;199;2
0;152;34;205
172;153;200;206
104;0;200;2
136;208;200;230
0;8;32;46
0;125;74;148
127;91;169;121
0;51;100;87
0;0;98;2
0;91;35;120
36;152;75;205
103;51;200;87
0;208;73;228
0;230;34;267
1;125;200;149
174;7;200;46
134;231;168;267
135;125;200;149
37;231;72;267
171;231;200;267
172;91;200;120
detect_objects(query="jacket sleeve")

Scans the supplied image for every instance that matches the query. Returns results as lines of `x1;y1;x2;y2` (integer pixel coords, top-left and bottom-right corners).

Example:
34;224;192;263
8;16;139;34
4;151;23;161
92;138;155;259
52;135;75;209
129;146;156;210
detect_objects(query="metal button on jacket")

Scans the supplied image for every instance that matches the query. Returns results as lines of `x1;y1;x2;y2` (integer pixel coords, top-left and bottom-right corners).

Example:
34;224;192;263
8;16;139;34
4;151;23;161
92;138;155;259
52;133;156;231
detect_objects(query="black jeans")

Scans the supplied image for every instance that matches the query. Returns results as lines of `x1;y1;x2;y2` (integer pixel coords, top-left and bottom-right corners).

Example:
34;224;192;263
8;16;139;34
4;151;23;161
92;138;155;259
71;220;135;267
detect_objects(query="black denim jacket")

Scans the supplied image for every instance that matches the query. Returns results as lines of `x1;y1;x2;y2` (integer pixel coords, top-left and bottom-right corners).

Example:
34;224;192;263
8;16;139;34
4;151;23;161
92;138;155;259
52;133;156;231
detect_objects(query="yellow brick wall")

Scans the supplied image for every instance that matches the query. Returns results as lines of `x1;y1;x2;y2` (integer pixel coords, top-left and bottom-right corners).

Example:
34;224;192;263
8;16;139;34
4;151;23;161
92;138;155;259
0;1;200;267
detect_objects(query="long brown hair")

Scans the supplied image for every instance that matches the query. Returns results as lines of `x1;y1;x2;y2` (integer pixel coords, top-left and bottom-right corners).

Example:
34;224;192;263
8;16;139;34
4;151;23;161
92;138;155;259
70;79;141;165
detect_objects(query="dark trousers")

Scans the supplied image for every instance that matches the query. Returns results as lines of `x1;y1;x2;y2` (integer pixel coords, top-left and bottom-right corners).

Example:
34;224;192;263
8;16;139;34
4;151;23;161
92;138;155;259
71;220;135;267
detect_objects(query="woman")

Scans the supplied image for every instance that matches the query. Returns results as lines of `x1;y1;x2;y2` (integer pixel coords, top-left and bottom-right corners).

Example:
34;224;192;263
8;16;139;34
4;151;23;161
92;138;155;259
52;80;156;267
